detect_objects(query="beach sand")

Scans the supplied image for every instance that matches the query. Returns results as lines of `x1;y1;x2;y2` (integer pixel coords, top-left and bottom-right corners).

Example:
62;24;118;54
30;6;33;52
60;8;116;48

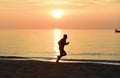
0;59;120;78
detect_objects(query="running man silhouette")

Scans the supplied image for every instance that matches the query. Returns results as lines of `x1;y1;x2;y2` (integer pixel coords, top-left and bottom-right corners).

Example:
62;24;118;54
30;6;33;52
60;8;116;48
56;34;69;62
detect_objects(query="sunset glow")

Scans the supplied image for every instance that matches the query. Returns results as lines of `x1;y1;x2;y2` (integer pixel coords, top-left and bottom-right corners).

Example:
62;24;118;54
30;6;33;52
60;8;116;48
0;0;120;29
52;10;63;18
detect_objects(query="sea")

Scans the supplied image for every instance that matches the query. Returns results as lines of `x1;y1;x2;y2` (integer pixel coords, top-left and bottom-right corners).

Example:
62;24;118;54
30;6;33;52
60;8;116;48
0;29;120;61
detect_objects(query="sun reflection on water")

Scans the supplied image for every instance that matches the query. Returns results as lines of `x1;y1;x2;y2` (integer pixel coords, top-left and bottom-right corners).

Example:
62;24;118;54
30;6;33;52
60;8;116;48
54;29;61;54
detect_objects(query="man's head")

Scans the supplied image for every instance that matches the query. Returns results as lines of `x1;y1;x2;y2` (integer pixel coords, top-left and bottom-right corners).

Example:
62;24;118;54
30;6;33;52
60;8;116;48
63;34;67;39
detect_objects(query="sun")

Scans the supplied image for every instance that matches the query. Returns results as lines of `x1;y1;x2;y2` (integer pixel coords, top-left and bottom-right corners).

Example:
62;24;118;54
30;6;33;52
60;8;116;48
52;10;63;18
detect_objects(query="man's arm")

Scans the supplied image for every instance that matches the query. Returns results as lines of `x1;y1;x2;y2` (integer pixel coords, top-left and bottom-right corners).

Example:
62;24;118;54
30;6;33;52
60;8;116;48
66;42;69;45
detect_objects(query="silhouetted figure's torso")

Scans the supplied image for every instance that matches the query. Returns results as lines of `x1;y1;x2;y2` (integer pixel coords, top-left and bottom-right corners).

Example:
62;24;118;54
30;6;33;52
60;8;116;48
58;38;67;56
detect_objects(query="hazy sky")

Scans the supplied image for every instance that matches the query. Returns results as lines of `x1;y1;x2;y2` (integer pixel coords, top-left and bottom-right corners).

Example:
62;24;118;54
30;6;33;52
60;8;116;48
0;0;120;29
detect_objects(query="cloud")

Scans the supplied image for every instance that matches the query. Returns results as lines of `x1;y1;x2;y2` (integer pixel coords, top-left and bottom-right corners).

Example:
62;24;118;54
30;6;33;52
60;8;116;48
0;0;119;12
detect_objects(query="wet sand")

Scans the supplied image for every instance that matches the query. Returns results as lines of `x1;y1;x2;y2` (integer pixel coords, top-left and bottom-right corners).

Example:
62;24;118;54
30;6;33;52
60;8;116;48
0;59;120;78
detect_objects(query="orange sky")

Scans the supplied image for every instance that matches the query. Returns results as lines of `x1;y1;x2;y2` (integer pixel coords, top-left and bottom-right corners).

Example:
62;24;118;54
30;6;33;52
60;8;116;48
0;0;120;29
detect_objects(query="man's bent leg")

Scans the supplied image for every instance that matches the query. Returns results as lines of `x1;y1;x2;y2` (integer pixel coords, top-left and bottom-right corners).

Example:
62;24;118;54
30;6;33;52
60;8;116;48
56;55;62;63
62;51;67;56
